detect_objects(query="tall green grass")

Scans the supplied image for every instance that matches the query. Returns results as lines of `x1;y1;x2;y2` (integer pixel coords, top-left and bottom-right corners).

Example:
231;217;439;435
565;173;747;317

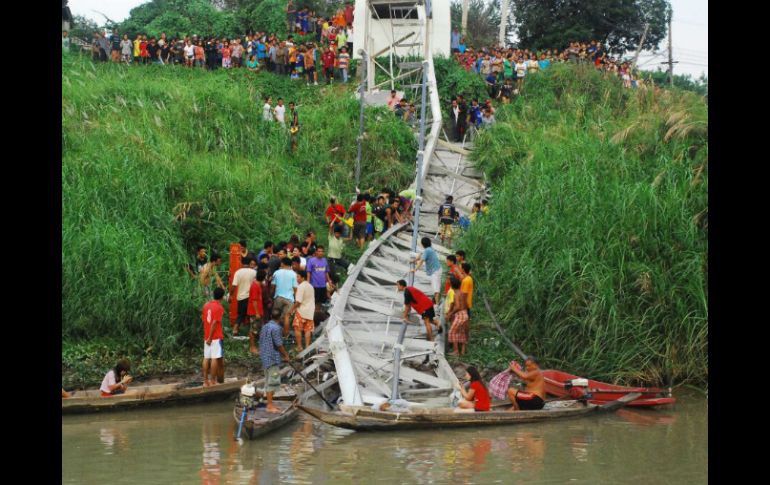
62;54;416;353
460;64;707;386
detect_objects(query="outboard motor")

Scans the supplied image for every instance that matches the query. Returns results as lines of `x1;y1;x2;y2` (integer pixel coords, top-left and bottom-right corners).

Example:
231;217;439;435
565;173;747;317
239;383;260;408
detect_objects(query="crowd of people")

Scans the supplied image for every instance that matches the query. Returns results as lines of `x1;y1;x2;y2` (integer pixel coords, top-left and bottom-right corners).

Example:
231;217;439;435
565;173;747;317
453;34;648;95
70;1;357;87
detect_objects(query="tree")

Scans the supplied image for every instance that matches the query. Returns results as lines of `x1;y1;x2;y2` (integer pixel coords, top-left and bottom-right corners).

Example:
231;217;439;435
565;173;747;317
450;0;507;49
69;14;100;43
119;0;239;39
511;0;670;54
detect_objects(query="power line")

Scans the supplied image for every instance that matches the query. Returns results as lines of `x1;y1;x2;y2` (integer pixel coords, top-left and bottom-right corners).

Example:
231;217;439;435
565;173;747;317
673;18;708;28
675;47;708;55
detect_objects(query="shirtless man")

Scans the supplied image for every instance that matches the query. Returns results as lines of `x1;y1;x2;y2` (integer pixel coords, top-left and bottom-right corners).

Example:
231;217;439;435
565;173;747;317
446;276;469;356
507;356;546;411
199;253;225;298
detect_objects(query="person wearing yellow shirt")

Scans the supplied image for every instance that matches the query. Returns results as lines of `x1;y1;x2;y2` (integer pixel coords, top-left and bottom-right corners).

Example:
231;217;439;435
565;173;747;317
133;34;141;63
460;262;474;318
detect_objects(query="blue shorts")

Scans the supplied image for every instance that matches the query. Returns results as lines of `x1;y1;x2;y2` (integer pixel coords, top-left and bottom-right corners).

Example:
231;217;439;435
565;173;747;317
366;222;374;235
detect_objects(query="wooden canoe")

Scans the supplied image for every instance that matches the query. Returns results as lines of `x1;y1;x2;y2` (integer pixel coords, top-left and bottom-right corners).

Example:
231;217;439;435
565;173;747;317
61;378;247;415
233;397;300;440
542;369;676;408
299;394;640;432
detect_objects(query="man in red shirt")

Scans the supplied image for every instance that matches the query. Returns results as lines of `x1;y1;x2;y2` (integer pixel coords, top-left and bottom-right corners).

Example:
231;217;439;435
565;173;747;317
348;194;368;249
325;196;346;225
397;279;438;342
202;287;226;386
247;269;266;354
322;46;336;84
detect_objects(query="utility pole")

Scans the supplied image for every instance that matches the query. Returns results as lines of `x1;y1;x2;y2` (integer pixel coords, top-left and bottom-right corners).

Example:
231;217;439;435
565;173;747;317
355;50;367;190
668;8;674;87
631;23;649;70
461;0;470;37
498;0;510;47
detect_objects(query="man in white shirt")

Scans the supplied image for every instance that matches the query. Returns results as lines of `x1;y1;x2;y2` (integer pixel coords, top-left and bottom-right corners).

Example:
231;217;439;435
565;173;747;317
184;40;195;67
262;96;273;121
274;98;286;126
230;257;257;336
289;270;315;352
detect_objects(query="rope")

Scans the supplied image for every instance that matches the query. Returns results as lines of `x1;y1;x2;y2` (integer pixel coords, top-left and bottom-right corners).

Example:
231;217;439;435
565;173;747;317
476;283;527;360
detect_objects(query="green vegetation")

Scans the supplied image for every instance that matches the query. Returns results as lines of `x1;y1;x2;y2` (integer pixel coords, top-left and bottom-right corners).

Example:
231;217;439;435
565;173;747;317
62;53;416;370
458;63;707;386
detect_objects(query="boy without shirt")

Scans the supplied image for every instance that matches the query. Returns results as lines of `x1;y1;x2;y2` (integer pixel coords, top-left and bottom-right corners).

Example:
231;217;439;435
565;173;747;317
199;252;225;299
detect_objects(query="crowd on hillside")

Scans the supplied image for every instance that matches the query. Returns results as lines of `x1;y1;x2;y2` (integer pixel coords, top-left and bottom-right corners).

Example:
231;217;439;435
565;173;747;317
69;1;356;86
452;32;648;96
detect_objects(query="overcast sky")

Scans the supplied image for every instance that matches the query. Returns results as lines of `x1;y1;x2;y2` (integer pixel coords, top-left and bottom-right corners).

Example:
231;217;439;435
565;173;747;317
70;0;706;77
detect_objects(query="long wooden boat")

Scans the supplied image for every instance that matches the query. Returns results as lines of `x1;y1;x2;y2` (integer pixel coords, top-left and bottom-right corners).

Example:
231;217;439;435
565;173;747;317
233;397;300;439
62;378;247;415
542;369;675;408
299;393;639;432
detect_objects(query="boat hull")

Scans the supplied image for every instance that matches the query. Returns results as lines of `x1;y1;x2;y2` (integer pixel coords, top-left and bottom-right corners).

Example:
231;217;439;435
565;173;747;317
299;400;601;431
234;398;299;439
62;379;247;415
542;370;675;408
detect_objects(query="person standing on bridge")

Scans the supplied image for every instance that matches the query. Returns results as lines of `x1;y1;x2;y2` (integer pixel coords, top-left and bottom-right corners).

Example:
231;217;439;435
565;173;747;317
438;195;458;247
397;279;438;342
412;237;442;305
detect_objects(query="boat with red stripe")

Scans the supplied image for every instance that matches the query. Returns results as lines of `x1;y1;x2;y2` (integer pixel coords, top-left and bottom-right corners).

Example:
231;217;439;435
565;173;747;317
542;370;676;408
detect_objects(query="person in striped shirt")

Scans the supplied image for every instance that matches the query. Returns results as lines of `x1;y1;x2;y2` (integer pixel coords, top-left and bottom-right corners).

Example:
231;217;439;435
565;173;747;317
338;46;350;83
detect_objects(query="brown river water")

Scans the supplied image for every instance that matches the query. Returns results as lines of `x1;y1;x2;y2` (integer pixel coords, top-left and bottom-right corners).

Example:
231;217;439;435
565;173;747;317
62;392;706;484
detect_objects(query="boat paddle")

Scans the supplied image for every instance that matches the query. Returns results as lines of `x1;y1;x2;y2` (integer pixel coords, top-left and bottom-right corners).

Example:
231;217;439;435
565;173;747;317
286;359;336;410
236;405;248;440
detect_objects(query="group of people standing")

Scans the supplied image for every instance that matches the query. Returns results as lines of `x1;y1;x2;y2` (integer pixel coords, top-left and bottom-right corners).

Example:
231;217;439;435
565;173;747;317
79;28;355;86
453;35;647;99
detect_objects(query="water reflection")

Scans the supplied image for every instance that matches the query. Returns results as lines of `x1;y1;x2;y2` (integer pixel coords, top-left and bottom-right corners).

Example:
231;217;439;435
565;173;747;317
99;426;128;455
200;421;221;485
63;396;706;485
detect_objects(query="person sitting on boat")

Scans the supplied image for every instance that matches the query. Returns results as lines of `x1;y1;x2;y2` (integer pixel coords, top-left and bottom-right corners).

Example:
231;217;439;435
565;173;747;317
507;356;546;411
396;279;439;342
454;366;491;412
259;307;291;413
100;359;133;397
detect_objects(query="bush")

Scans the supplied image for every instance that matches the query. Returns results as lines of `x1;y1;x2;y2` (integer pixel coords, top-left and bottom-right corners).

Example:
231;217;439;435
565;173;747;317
62;53;416;355
457;63;707;386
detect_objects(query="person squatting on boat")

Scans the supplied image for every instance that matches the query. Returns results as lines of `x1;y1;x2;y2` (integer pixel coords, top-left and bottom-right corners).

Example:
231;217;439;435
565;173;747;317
100;359;133;397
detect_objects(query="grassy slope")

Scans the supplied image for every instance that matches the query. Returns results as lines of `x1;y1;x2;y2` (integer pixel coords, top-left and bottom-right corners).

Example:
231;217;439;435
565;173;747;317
62;54;416;381
458;64;707;386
